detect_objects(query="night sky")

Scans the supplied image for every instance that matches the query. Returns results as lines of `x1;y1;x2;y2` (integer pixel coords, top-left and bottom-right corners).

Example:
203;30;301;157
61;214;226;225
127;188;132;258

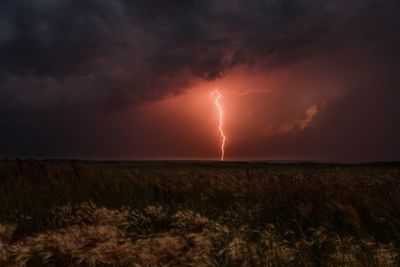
1;0;400;161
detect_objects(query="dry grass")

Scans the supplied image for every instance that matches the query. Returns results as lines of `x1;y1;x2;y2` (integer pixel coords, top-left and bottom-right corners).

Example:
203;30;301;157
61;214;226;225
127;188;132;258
0;203;398;266
0;160;400;266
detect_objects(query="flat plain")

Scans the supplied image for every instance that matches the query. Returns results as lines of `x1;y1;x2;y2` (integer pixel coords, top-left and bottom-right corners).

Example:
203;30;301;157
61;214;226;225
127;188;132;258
0;160;399;266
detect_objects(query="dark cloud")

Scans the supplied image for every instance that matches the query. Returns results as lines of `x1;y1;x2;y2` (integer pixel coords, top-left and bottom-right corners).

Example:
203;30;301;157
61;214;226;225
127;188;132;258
0;0;399;159
0;0;334;110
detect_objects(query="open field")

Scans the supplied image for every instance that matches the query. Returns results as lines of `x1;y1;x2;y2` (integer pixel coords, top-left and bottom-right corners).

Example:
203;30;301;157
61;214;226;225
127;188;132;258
0;160;400;266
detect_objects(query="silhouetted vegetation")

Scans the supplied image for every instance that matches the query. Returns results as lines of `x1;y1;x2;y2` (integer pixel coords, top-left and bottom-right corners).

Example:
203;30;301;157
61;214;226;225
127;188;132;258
0;160;400;266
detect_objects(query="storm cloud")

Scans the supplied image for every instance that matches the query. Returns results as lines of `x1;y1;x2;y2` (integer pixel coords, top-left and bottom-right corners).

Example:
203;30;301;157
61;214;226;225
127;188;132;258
0;0;400;160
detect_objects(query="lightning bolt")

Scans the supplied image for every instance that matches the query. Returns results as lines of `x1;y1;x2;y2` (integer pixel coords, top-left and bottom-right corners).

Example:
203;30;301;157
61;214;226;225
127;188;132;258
213;89;226;161
228;89;275;96
211;88;274;161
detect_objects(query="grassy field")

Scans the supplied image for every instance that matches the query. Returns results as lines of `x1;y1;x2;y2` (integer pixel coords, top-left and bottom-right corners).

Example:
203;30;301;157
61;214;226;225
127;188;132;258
0;160;400;266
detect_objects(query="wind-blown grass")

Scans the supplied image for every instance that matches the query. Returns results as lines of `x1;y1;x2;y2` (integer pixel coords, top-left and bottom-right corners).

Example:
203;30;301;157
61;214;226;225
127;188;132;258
0;160;400;266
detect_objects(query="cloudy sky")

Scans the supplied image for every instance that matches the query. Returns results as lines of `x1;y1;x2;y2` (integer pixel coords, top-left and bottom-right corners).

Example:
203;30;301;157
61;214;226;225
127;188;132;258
0;0;399;161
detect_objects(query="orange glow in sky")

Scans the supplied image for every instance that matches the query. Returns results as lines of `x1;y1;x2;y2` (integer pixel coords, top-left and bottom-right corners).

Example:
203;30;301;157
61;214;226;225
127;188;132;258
211;87;275;161
129;65;336;160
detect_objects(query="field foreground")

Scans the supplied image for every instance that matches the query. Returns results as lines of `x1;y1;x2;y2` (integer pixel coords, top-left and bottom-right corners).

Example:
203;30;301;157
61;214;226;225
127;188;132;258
0;160;400;266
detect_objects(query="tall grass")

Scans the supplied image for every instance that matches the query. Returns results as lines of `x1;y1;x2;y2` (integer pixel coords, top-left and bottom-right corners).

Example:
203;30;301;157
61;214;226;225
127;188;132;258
0;160;400;266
